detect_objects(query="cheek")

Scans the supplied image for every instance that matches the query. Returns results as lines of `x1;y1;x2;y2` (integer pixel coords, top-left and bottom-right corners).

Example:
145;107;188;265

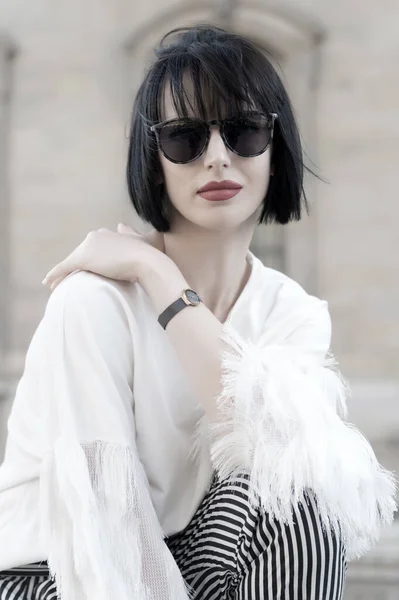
159;156;195;207
245;155;272;192
160;152;196;184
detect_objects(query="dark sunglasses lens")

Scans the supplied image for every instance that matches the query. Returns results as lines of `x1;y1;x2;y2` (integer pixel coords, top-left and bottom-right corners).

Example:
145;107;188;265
159;121;207;163
224;115;271;156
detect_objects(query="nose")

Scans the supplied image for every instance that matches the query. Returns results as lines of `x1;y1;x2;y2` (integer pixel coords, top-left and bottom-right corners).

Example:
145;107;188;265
202;125;231;169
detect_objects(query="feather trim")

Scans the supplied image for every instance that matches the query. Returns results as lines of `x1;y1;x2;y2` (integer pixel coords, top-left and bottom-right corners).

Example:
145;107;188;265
192;322;397;561
40;437;193;600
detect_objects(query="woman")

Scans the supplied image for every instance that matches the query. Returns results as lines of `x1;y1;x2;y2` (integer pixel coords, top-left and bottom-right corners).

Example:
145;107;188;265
0;24;396;600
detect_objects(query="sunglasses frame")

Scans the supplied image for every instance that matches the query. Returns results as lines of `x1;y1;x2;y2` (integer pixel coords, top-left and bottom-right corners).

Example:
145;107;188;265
150;111;278;164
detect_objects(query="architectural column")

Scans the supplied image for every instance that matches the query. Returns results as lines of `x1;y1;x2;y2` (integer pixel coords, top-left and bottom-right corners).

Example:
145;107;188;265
0;35;15;370
0;33;17;459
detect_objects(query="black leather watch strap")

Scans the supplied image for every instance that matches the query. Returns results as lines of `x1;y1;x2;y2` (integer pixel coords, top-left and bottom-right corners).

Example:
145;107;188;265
158;298;187;330
158;289;201;330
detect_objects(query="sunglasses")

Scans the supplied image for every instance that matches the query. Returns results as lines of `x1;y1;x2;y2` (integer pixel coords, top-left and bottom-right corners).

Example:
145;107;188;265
150;111;278;164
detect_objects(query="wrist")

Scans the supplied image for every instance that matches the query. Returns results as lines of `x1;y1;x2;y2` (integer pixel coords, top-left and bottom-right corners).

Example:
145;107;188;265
134;249;174;284
138;258;189;316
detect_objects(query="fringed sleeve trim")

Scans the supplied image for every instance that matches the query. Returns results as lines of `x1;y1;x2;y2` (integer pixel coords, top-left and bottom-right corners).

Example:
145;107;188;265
40;437;193;600
193;321;397;562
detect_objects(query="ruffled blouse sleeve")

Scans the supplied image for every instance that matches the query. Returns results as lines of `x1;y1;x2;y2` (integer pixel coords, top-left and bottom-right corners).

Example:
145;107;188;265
11;272;192;600
195;293;397;561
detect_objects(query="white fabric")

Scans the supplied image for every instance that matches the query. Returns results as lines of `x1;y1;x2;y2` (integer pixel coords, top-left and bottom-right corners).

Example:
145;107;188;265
0;250;396;598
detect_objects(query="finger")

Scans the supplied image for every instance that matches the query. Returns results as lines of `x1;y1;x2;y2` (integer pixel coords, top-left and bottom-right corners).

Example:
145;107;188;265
117;223;139;235
42;267;60;286
43;259;75;285
49;275;65;291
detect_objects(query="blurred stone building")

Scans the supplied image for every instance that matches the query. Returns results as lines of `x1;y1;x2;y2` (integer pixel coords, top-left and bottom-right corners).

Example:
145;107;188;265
0;0;398;597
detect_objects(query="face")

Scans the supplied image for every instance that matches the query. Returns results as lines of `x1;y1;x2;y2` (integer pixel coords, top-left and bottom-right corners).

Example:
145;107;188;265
157;75;273;234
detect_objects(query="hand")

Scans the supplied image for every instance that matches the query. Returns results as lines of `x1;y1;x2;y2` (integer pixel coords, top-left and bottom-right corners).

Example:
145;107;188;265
42;223;171;291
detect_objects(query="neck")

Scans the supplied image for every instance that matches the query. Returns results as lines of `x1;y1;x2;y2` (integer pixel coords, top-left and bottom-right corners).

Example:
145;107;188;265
163;228;254;323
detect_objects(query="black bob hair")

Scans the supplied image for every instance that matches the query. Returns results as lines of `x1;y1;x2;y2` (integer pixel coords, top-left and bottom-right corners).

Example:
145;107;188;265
126;24;313;232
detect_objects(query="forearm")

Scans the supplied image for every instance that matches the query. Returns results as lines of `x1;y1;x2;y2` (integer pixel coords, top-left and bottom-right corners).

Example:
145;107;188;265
139;262;225;421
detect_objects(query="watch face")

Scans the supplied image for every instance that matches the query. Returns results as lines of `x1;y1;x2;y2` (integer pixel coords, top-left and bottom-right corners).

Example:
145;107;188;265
185;289;201;305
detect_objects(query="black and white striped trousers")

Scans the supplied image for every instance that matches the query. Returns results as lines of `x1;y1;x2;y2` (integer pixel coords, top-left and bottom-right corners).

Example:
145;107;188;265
0;474;347;599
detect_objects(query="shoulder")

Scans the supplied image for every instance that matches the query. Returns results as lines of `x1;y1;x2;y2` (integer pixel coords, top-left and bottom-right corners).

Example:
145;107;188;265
253;256;328;313
254;260;331;351
42;271;139;337
46;270;136;313
258;260;321;304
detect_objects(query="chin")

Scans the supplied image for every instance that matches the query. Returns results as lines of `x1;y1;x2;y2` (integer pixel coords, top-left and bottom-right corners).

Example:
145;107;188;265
173;203;256;231
196;214;253;232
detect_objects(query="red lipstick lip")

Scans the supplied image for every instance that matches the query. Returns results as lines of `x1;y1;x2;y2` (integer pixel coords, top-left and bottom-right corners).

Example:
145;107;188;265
197;180;242;193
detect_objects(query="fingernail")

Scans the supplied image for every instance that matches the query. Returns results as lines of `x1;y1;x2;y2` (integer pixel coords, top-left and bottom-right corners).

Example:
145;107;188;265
42;278;48;285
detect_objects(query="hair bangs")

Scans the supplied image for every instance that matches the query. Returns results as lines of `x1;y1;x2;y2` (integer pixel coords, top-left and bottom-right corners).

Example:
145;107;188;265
157;44;261;123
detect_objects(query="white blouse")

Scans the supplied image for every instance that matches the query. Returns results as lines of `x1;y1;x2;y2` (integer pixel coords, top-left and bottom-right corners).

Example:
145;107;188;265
0;250;396;600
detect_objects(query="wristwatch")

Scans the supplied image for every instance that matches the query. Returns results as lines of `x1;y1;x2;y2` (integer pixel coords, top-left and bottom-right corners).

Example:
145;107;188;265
158;288;202;330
